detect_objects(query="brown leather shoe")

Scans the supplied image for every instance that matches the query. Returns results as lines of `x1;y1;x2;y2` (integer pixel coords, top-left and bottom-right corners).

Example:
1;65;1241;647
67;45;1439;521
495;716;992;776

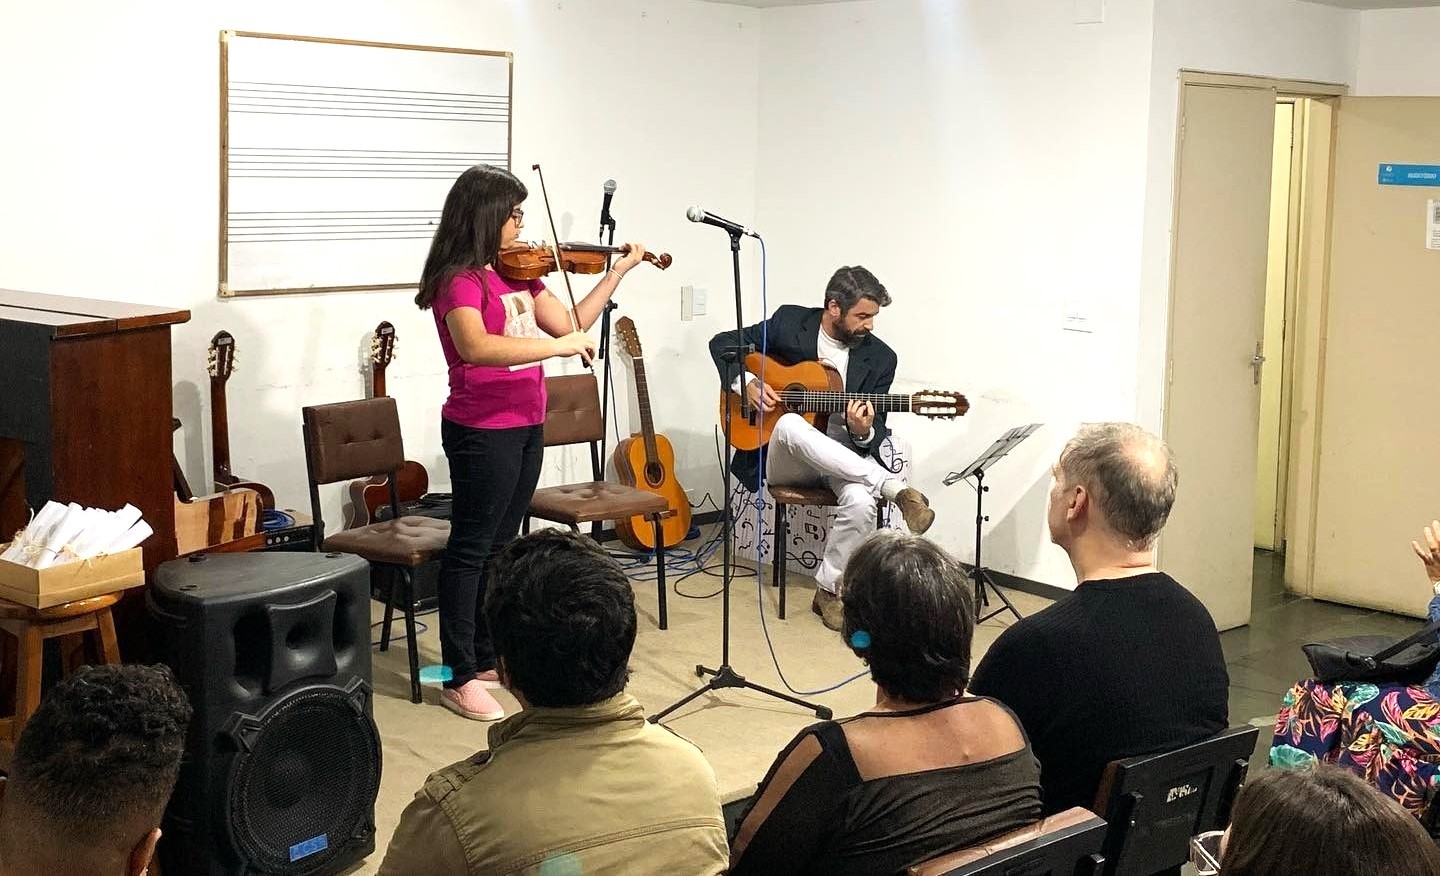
811;588;844;631
895;488;935;535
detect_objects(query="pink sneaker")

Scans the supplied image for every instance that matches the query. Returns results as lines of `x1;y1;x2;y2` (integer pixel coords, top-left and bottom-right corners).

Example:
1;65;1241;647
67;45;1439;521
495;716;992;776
441;680;505;721
475;669;503;689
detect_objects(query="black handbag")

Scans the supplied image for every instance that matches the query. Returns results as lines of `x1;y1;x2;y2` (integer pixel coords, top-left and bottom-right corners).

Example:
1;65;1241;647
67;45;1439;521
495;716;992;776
1302;618;1440;684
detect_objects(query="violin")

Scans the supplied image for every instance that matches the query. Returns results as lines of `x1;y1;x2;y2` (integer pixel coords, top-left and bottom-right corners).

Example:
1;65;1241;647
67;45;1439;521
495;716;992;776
497;242;673;282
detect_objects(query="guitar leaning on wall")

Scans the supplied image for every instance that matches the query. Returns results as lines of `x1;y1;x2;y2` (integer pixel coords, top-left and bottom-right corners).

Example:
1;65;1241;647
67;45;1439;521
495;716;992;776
348;321;431;526
612;316;692;551
722;353;970;451
208;330;277;509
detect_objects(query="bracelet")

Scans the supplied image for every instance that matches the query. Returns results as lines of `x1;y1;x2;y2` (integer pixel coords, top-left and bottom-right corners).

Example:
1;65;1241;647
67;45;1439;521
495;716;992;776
1433;580;1440;597
608;268;624;280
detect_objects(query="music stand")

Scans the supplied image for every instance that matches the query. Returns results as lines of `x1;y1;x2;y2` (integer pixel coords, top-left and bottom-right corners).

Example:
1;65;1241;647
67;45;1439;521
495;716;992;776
944;424;1042;624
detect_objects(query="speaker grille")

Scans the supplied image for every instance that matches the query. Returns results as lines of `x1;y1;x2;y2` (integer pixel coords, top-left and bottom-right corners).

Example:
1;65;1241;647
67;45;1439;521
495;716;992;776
225;682;381;873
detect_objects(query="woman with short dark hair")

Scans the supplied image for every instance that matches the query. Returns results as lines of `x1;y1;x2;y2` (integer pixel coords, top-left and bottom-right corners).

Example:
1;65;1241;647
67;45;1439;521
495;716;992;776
730;531;1042;875
1220;766;1440;875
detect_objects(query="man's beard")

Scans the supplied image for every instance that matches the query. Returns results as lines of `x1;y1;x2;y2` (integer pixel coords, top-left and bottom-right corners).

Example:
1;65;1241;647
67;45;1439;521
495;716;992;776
833;325;869;348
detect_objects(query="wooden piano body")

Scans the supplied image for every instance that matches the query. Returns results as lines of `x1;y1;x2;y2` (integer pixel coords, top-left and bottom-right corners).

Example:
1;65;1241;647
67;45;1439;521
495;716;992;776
0;290;190;651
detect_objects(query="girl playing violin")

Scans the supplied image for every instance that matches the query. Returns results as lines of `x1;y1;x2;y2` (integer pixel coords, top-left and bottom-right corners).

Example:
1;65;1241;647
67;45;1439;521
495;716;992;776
415;164;647;721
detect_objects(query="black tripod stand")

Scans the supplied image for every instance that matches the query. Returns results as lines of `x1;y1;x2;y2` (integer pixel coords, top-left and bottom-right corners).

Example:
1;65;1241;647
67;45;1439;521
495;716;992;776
943;424;1042;624
650;229;832;724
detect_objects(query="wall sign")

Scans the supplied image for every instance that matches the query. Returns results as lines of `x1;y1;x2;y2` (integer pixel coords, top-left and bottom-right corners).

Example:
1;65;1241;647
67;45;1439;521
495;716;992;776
1379;164;1440;187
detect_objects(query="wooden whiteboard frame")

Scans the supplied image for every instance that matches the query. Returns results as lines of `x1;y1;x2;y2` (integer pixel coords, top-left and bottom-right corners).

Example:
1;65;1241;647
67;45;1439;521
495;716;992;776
218;30;513;298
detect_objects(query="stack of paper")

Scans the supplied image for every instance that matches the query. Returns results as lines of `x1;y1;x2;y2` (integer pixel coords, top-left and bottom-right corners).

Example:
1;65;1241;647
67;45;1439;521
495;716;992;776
0;501;152;569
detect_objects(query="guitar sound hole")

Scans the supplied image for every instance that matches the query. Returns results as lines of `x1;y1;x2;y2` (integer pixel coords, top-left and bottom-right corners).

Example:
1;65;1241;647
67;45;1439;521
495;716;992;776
644;463;665;488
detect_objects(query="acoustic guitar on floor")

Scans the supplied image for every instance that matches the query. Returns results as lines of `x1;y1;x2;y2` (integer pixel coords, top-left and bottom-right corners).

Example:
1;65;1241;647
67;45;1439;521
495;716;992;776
348;322;431;526
722;353;970;451
612;317;692;551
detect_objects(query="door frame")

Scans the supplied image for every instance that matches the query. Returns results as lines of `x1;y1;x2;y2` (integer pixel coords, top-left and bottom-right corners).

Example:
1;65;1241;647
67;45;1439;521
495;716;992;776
1159;71;1347;599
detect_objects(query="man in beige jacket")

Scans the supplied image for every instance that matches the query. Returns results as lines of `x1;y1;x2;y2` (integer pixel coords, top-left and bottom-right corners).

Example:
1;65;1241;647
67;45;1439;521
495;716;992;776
379;529;728;875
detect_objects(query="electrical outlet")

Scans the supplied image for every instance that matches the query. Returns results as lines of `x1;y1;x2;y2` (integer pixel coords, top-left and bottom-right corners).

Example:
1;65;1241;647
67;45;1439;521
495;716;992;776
693;288;706;317
680;285;694;321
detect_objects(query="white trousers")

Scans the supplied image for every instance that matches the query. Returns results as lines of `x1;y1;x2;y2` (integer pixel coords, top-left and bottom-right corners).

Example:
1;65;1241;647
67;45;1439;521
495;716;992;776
766;413;896;595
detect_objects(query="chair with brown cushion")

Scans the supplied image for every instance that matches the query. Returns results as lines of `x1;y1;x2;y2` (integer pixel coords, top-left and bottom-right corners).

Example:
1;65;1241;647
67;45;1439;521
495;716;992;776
302;397;450;704
906;807;1108;876
526;374;671;629
767;485;884;619
0;593;123;764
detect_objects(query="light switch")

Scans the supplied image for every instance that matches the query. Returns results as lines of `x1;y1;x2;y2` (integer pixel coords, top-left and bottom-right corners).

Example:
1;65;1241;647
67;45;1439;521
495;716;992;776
693;288;707;317
1074;0;1104;24
680;285;694;321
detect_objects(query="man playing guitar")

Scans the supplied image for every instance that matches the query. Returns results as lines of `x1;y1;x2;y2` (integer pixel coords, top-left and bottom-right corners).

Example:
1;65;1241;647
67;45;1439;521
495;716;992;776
709;266;934;631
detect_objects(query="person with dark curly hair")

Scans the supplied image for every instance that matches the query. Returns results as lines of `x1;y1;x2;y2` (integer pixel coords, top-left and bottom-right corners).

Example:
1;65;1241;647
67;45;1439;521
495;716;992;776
0;663;192;876
730;531;1041;875
1217;766;1440;875
380;528;728;874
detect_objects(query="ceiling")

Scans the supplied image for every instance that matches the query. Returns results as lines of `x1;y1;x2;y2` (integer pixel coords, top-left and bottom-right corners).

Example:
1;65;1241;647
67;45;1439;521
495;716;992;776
695;0;861;7
698;0;1440;7
1302;0;1440;8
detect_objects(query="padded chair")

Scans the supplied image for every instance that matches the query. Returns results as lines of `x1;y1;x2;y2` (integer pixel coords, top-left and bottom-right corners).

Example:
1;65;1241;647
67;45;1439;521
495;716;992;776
767;485;884;619
525;374;671;629
907;808;1109;876
1092;725;1259;876
302;397;450;704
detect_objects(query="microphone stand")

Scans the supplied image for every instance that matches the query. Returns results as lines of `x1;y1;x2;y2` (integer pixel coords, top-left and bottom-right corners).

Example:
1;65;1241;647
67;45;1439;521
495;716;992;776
650;227;833;725
593;212;618;539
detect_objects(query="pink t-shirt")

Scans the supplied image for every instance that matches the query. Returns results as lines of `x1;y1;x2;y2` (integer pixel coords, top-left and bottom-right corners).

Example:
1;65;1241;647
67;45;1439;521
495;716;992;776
433;268;548;429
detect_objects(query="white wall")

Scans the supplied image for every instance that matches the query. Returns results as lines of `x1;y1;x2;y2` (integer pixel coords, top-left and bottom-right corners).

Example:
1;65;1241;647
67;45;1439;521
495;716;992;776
1355;7;1440;95
754;0;1158;588
1135;0;1360;432
0;0;760;532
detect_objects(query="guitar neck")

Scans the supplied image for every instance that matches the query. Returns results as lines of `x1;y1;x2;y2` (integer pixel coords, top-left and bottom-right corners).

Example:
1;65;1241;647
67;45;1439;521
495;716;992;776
210;377;234;481
372;363;387;399
774;391;916;413
633;357;660;465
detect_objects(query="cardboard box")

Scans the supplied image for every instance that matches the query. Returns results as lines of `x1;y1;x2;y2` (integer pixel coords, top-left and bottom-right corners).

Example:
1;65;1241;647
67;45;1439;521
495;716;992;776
0;548;145;609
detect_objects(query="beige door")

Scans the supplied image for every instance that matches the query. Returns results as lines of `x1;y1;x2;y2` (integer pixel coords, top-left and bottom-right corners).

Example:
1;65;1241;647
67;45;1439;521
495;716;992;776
1308;97;1440;617
1161;84;1277;631
1254;104;1295;551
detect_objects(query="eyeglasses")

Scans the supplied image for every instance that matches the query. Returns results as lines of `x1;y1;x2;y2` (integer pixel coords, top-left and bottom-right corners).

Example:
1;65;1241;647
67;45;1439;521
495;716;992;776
1189;830;1224;875
510;208;524;224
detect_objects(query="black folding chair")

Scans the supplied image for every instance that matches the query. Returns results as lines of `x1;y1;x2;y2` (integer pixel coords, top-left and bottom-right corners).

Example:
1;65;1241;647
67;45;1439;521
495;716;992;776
1092;725;1259;876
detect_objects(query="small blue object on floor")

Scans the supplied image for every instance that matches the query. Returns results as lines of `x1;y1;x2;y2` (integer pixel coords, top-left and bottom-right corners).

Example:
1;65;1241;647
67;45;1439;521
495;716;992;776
419;665;453;685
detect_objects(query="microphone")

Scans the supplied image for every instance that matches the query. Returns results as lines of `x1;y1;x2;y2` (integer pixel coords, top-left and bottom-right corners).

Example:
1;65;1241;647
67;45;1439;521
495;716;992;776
600;179;616;230
686;206;758;238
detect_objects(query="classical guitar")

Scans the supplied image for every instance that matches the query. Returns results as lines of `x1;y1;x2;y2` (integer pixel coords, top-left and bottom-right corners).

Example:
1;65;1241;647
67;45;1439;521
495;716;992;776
349;322;431;526
612;317;692;551
207;330;277;509
722;353;970;451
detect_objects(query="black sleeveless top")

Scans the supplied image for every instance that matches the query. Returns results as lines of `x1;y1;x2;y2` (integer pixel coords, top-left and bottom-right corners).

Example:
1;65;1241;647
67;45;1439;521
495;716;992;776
731;697;1043;876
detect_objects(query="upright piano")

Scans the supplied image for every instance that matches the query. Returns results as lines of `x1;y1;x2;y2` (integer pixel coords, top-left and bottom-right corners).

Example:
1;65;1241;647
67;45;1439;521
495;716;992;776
0;290;190;581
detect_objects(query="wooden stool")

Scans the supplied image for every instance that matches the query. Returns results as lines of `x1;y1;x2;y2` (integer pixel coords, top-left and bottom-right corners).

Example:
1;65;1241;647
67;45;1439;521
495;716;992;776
0;593;123;752
767;485;885;620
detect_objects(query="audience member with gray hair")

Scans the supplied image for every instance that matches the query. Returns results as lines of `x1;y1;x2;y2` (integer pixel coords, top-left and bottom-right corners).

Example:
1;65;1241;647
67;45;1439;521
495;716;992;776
969;423;1229;814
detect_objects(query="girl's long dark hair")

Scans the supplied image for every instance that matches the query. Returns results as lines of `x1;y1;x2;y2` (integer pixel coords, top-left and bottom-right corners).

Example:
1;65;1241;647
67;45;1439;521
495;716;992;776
416;164;527;310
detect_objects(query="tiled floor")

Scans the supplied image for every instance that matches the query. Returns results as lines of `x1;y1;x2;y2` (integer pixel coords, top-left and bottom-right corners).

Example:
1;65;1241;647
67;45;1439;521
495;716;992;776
1225;549;1425;767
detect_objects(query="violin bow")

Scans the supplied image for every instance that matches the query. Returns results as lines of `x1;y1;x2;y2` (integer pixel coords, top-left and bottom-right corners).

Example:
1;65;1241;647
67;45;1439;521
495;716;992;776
531;164;583;336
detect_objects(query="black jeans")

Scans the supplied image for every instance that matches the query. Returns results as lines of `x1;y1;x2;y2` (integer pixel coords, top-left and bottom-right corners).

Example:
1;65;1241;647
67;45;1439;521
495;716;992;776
438;418;544;689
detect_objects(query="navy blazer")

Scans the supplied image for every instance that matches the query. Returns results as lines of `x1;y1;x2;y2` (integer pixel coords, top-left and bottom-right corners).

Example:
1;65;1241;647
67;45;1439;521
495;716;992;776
708;304;897;487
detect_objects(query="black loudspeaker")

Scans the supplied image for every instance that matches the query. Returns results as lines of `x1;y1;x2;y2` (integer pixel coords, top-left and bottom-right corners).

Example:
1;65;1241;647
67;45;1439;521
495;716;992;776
149;551;382;875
